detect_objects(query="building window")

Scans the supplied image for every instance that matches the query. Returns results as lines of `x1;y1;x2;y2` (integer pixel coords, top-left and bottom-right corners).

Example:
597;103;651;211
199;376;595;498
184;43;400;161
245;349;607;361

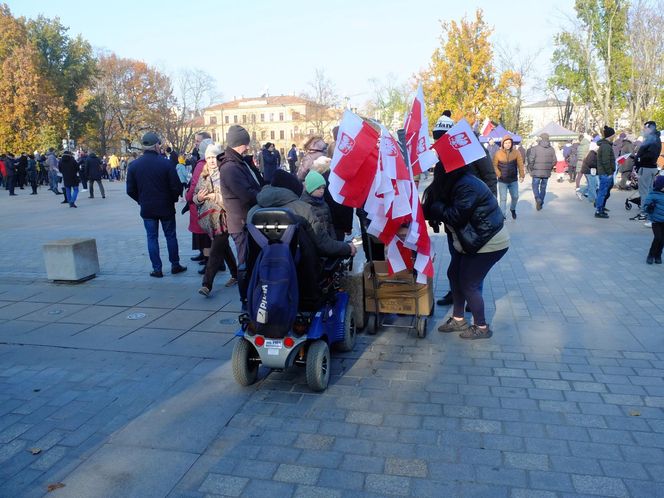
233;115;238;124
279;112;284;121
280;130;285;140
270;130;275;139
242;115;247;124
270;113;274;122
251;114;256;123
260;113;265;122
261;131;267;140
309;128;314;134
212;131;217;142
224;115;229;124
209;116;217;125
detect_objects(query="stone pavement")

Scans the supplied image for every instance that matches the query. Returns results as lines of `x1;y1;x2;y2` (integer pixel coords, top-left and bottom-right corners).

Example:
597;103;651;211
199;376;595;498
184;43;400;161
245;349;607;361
0;179;663;498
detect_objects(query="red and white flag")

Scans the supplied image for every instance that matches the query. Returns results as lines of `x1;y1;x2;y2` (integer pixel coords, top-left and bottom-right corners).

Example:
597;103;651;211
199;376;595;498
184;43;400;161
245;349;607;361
329;110;379;207
431;119;486;173
616;153;631;165
404;83;438;176
480;118;495;136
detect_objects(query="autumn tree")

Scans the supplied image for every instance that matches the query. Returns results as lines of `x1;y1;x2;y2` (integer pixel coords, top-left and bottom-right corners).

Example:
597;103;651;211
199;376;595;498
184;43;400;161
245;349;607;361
419;9;518;127
495;43;539;135
0;4;67;152
80;53;175;154
550;0;630;129
366;75;411;131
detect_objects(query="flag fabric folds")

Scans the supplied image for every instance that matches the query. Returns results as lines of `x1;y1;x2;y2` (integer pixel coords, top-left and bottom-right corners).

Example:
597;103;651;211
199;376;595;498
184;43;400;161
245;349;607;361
404;83;438;176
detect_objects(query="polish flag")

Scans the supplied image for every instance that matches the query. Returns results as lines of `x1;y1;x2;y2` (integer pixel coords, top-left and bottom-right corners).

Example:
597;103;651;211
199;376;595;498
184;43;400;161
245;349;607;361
480;118;495;136
404;83;438;176
616;153;631;165
431;119;486;173
329;110;379;207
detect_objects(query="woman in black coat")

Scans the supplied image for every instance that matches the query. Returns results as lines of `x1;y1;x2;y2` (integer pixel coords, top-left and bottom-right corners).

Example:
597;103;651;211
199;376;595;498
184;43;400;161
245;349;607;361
423;165;509;339
59;151;80;207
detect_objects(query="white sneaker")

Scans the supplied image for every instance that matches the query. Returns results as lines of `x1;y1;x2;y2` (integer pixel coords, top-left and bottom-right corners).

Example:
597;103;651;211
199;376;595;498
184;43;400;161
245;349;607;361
575;189;583;200
645;221;653;228
81;188;87;192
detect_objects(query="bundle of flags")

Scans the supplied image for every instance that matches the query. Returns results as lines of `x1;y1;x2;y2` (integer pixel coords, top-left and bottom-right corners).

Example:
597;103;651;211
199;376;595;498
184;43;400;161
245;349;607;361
328;86;487;283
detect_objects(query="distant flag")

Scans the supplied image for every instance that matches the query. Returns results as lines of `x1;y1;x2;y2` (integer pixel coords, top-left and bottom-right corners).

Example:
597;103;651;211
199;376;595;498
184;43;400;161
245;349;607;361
480;118;495;136
431;119;487;173
404;83;438;176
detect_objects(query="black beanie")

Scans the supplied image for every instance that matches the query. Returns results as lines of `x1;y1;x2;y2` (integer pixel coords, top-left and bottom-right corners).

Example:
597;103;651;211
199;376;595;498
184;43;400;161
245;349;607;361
603;125;615;139
226;125;250;147
271;169;303;197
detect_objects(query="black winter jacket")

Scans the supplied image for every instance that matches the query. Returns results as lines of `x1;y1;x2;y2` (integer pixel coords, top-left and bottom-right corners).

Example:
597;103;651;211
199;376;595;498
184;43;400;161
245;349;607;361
219;148;264;233
126;150;181;219
635;133;662;169
468;150;498;197
59;154;80;187
580;150;597;175
427;173;505;254
85;154;103;180
248;186;351;258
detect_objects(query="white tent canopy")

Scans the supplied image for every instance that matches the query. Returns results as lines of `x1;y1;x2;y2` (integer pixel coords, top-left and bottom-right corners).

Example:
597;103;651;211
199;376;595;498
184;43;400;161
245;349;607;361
530;121;578;141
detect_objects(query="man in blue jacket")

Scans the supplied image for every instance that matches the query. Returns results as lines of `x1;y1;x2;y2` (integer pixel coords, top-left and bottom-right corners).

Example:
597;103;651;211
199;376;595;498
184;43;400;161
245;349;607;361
127;132;187;278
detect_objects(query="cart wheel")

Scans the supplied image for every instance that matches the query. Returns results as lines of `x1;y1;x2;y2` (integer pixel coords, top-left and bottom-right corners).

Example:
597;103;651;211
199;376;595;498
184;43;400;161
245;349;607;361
336;305;356;352
366;314;377;335
306;340;330;392
417;317;428;338
625;201;632;210
232;338;259;386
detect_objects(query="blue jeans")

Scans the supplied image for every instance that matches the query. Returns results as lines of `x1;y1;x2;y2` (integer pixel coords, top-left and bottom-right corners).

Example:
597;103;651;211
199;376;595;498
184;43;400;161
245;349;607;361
49;171;59;191
595;175;613;213
581;174;598;203
498;181;519;214
143;216;180;272
531;177;548;204
65;186;79;205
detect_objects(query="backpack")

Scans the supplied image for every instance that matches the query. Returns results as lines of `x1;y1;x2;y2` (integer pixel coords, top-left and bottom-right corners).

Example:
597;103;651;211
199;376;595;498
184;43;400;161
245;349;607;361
246;223;299;338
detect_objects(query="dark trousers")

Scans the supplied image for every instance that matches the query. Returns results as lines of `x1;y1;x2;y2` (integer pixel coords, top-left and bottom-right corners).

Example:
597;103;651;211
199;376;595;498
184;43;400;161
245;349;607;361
649;222;664;259
79;169;88;189
30;178;38;194
143;216;180;272
203;233;238;290
7;176;16;194
232;230;249;306
89;180;105;198
288;159;297;175
448;247;508;326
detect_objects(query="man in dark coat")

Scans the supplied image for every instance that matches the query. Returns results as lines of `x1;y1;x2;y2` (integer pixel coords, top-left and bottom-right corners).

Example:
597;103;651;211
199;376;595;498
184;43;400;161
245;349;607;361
287;144;298;175
85;152;105;198
59;151;80;207
127;132;187;278
3;154;17;195
218;125;263;306
635;121;662;220
260;142;280;183
17;153;28;189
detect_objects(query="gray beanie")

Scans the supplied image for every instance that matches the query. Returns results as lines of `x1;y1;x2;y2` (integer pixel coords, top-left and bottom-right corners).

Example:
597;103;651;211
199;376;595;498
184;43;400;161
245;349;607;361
226;125;251;148
198;138;213;159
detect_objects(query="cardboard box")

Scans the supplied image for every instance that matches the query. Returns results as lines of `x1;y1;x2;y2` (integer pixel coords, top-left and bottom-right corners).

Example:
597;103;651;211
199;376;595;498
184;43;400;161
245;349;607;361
363;261;433;316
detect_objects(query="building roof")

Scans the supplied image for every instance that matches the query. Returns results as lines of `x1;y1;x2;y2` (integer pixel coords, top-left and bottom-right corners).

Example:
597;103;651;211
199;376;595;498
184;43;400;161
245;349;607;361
205;95;318;112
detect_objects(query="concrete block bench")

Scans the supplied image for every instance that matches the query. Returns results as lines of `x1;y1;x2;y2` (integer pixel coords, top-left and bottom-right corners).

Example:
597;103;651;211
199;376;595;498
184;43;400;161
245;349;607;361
42;238;99;283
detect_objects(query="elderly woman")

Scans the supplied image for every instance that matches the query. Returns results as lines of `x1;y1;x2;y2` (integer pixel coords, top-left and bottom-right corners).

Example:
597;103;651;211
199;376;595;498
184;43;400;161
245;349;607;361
423;164;509;340
194;144;238;296
296;136;327;181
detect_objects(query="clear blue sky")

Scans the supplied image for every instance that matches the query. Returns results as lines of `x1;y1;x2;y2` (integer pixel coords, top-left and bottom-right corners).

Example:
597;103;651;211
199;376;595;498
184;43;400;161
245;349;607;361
8;0;574;107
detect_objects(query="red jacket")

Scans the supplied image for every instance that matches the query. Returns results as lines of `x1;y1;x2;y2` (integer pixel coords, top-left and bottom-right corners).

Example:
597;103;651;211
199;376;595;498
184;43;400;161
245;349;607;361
185;160;206;234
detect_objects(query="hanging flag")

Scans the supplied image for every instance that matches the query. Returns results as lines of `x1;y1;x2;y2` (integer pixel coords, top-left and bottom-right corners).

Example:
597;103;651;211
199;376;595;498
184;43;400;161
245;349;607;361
431;119;487;173
480;118;495;136
329;110;379;207
404;83;438;176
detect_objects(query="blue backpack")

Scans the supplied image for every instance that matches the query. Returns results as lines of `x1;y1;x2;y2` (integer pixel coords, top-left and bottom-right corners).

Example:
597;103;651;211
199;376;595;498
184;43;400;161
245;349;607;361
246;223;299;338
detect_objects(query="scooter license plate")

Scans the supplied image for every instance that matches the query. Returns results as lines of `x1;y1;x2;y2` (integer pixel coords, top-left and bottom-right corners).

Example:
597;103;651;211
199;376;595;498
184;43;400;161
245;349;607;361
264;339;282;349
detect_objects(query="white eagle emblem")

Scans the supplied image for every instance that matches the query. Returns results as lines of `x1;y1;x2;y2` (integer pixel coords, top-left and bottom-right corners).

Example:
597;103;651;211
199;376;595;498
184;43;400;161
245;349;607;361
338;132;355;155
449;132;471;150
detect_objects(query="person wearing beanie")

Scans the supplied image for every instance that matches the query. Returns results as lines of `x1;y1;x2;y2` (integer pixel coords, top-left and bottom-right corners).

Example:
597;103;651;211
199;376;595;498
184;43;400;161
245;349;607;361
304;170;326;194
594;125;616;218
271;169;303;197
218;125;264;309
301;170;340;245
635;121;662;222
643;173;664;264
127;132;187;277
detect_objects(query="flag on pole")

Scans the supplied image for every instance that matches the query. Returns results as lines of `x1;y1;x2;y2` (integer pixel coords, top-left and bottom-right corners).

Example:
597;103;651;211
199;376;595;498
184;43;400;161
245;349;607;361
480;118;495;136
431;119;487;173
404;83;437;176
328;110;379;207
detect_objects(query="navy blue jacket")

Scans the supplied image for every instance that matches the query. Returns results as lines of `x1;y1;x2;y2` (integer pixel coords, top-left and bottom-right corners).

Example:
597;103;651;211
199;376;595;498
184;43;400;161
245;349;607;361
261;149;280;183
288;147;298;162
635;133;662;169
219;147;264;233
85;154;103;180
126;150;181;219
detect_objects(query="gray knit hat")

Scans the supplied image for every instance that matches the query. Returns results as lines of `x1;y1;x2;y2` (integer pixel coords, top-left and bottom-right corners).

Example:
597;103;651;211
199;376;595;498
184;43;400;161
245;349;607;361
226;125;251;148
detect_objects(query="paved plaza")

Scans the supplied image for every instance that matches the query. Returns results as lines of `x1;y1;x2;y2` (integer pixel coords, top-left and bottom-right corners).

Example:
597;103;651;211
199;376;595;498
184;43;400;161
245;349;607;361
0;180;663;498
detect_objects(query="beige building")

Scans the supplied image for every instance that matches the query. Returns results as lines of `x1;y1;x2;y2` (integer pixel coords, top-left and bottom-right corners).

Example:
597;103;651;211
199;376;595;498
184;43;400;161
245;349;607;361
202;95;340;158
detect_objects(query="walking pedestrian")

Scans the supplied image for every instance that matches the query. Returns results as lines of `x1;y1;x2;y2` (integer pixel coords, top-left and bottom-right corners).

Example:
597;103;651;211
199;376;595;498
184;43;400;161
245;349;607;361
27;154;38;194
287;144;298;175
644;175;664;264
493;136;525;220
186;138;214;273
4;153;17;195
635;121;662;223
527;133;557;211
45;148;60;194
59;151;80;208
126;132;187;278
594;126;616;219
85;152;106;198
